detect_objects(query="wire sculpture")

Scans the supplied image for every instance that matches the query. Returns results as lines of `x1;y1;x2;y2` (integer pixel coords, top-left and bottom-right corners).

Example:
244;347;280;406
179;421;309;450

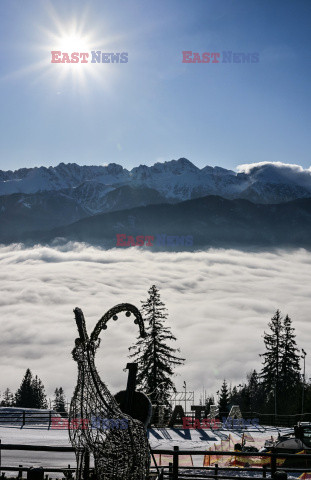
69;304;150;480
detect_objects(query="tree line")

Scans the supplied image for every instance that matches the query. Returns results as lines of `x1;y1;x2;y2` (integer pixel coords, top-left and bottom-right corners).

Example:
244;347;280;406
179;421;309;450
215;310;309;416
0;368;67;415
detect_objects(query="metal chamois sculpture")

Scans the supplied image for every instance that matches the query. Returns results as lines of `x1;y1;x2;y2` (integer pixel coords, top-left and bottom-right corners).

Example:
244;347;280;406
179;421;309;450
69;304;150;480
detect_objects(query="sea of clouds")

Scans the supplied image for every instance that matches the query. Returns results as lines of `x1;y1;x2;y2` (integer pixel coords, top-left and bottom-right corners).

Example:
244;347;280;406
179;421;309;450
0;242;310;404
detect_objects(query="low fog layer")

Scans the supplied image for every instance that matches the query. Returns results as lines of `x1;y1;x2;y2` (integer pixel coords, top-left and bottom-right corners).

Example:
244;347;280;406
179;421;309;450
0;243;310;403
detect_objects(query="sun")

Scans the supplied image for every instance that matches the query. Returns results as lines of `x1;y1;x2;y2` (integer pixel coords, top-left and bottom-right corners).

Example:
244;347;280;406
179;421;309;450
55;33;91;55
47;24;101;87
2;4;122;93
51;29;93;70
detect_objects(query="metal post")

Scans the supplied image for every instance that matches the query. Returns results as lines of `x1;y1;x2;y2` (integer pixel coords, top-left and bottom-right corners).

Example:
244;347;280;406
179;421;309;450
215;463;219;479
271;451;277;479
168;462;173;480
83;449;90;480
183;381;187;413
301;349;307;416
172;446;179;480
48;411;52;430
274;384;277;425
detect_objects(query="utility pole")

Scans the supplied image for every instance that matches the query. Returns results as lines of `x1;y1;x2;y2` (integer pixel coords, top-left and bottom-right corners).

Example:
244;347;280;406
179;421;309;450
301;349;307;416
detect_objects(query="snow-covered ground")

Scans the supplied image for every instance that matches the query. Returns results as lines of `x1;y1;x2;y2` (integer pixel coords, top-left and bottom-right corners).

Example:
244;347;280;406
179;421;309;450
0;424;292;476
0;425;76;477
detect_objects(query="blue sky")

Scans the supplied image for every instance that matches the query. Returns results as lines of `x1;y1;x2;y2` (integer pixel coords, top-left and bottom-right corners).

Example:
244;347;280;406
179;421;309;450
0;0;310;172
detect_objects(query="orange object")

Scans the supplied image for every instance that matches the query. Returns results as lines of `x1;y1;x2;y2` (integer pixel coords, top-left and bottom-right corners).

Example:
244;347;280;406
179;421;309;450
155;454;193;467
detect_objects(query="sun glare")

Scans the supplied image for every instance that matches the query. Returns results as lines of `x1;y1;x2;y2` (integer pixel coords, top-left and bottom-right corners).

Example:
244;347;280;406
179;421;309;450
4;3;123;93
47;24;101;87
53;33;91;58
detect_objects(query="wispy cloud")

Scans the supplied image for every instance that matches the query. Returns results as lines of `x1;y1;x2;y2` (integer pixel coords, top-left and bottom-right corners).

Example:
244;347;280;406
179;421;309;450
0;243;310;403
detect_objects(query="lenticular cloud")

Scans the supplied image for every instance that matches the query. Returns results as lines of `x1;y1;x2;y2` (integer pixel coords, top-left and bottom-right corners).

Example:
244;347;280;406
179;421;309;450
0;242;310;399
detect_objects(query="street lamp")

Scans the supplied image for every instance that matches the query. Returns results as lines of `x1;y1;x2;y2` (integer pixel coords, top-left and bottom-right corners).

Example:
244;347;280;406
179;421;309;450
301;349;307;416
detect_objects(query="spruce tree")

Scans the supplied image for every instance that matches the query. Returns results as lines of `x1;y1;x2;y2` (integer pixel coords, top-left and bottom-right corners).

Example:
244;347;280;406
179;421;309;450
280;315;300;388
260;310;283;410
218;380;230;414
247;370;265;413
53;387;67;415
1;388;15;407
279;315;301;413
32;376;48;409
230;385;239;404
15;369;34;407
15;369;48;409
129;285;185;407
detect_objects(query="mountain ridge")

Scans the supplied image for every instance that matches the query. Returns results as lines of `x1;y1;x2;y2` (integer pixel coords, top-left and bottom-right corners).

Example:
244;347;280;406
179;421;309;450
1;158;311;246
3;194;311;249
2;158;310;205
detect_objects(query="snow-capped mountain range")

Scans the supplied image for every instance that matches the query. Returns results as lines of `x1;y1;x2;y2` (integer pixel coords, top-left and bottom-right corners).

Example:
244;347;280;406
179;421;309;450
1;158;311;207
1;158;311;241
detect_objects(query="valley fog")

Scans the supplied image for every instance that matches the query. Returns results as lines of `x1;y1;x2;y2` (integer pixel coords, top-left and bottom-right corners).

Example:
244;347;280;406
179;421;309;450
0;242;310;400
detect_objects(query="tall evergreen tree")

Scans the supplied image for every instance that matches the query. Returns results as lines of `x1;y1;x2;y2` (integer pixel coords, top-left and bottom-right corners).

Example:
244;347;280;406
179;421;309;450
15;369;48;409
280;315;300;388
229;385;239;407
247;370;265;413
32;375;48;409
129;285;185;407
15;369;34;408
53;387;67;415
279;315;301;413
218;380;230;413
260;310;283;410
260;310;301;414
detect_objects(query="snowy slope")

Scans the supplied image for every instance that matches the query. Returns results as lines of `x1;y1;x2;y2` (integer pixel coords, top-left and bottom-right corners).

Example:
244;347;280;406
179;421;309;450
0;163;130;196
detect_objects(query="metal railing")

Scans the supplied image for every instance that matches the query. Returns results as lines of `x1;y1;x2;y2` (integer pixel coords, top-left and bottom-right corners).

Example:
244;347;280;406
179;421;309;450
1;443;311;480
150;410;311;429
1;410;311;429
0;411;67;429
